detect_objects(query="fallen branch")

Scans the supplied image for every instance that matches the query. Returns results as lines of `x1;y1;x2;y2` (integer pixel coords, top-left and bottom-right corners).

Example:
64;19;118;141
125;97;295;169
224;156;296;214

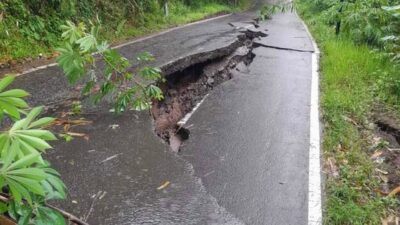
388;186;400;197
0;194;89;225
47;204;89;225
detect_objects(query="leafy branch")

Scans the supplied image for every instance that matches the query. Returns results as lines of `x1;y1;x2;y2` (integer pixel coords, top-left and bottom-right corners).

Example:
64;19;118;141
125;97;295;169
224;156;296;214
56;21;164;113
0;76;68;225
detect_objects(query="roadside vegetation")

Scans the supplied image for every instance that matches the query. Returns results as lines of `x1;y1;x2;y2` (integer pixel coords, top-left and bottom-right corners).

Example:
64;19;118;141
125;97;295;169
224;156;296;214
297;0;400;224
0;0;250;65
0;76;67;224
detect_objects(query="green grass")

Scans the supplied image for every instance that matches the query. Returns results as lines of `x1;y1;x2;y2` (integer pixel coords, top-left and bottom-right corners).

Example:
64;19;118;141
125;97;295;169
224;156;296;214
297;1;400;224
321;38;396;225
0;2;245;64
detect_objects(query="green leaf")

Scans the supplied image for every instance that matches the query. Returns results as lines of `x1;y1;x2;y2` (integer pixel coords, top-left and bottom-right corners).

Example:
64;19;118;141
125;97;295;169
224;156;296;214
8;168;47;180
7;153;40;171
383;5;400;11
0;202;7;214
137;52;155;61
18;139;43;163
0;100;20;119
42;167;60;176
96;41;109;53
8;201;18;220
23;107;43;128
8;175;45;196
2;140;19;167
28;117;55;129
76;34;97;52
45;175;66;199
60;21;85;44
1;97;29;108
0;76;15;92
0;77;30;120
56;44;85;84
0;89;29;98
115;19;127;36
139;66;161;80
132;98;150;111
35;206;66;225
17;130;57;141
146;85;164;100
1;108;56;161
18;134;52;152
11;118;27;132
41;180;63;200
7;178;31;205
17;209;32;225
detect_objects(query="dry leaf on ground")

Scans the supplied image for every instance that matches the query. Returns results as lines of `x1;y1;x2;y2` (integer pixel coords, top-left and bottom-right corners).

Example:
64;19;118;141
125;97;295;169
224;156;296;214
157;181;171;190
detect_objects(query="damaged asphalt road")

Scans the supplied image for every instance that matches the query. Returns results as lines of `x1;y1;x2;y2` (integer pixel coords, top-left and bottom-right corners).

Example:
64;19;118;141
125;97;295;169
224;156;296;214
4;1;319;224
180;13;315;225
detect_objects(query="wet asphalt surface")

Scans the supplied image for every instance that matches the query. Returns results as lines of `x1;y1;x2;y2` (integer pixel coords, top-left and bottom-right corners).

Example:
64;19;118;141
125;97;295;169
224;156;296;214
47;111;243;225
180;14;314;225
5;2;317;224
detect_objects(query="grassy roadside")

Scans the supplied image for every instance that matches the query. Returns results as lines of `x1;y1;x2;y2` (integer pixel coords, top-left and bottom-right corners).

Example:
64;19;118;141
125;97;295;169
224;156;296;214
0;1;251;65
297;1;400;224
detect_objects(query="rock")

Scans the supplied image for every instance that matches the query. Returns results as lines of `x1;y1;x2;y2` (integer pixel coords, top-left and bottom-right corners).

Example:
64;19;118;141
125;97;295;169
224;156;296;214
207;77;214;85
236;62;250;74
168;89;178;96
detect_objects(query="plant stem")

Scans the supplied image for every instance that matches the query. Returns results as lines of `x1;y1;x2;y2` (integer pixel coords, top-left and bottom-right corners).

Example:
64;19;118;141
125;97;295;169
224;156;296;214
0;194;89;225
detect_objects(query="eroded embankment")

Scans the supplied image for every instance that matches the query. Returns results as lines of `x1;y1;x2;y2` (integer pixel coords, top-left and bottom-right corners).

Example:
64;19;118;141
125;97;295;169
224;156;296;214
151;26;264;152
372;109;400;201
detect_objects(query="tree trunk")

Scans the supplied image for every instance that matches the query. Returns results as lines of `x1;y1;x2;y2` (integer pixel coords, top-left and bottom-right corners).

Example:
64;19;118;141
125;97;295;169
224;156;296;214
336;0;344;35
164;1;169;17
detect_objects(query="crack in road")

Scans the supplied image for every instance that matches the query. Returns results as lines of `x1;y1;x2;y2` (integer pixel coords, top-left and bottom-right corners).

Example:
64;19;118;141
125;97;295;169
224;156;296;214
254;42;315;53
152;27;261;151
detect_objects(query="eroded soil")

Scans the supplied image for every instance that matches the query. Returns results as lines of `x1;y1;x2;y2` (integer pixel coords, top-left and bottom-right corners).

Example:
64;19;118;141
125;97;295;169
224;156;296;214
373;108;400;195
151;32;258;151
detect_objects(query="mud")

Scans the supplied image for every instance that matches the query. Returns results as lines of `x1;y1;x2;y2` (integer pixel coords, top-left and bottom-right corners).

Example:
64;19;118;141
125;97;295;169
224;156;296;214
376;120;400;145
372;108;400;200
151;32;257;151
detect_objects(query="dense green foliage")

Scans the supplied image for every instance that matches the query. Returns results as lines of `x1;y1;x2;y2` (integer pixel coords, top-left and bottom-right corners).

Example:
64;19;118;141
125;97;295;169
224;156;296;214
258;2;293;21
0;0;249;63
304;0;400;108
0;76;67;224
301;0;398;45
297;0;400;224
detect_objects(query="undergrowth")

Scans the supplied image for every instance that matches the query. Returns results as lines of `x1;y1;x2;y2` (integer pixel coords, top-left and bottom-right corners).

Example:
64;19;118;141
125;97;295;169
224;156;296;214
297;0;400;224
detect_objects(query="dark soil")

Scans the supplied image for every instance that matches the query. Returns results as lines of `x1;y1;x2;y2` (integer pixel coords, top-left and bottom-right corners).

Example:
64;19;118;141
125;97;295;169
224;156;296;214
373;107;400;196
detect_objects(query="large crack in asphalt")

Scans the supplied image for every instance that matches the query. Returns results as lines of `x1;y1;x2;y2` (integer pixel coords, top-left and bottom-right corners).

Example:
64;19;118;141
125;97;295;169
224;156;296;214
151;24;266;152
253;42;315;53
150;17;319;152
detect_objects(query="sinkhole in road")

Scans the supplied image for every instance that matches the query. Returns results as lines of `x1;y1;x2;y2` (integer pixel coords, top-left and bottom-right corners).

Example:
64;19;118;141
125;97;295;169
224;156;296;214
151;32;259;152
